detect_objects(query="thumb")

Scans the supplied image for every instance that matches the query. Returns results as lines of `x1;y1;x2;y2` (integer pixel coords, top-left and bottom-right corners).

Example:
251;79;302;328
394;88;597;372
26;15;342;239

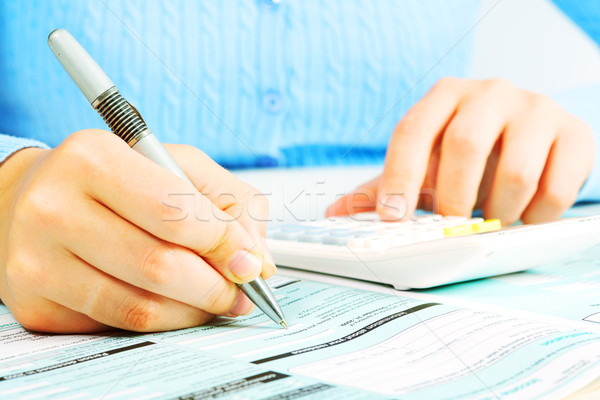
376;172;418;222
325;177;380;218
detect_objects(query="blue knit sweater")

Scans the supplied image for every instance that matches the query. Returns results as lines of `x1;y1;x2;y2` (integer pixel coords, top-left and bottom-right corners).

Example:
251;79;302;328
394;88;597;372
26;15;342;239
1;0;600;200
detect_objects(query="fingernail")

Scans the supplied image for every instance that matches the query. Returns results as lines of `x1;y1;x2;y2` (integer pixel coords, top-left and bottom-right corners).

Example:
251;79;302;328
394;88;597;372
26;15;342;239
228;292;255;316
260;237;278;276
228;250;262;282
379;195;408;221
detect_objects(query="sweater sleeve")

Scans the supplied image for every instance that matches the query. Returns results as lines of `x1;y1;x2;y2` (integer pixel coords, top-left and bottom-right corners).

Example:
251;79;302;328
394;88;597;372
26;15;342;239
551;84;600;203
0;133;49;165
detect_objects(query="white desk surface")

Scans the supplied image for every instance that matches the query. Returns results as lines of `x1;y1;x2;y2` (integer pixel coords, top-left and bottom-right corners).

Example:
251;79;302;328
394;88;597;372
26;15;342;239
234;165;381;226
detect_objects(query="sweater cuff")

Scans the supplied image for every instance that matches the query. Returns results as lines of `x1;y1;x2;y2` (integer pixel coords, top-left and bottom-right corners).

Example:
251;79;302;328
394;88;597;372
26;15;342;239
0;134;49;164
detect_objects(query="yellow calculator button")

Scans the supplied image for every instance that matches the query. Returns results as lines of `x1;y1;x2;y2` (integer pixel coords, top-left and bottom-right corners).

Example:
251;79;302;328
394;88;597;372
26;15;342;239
443;224;474;237
472;219;502;233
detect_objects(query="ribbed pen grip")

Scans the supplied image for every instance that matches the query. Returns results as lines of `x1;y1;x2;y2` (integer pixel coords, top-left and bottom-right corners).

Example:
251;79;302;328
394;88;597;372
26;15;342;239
95;88;149;146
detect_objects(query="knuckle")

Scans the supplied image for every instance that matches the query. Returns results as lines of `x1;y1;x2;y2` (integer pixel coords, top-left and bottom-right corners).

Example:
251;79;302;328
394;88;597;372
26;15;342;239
540;185;574;212
440;195;473;216
395;112;427;139
483;78;514;92
204;220;233;255
5;252;42;291
501;167;537;190
121;296;162;332
528;93;556;114
215;191;238;211
432;76;462;91
16;185;63;227
568;118;595;150
176;143;209;161
443;130;481;157
159;195;191;224
61;130;101;158
58;131;109;176
140;244;178;287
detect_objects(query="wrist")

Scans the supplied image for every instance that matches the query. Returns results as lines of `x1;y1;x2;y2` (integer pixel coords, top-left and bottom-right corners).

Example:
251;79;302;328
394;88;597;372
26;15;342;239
0;147;47;193
0;148;48;248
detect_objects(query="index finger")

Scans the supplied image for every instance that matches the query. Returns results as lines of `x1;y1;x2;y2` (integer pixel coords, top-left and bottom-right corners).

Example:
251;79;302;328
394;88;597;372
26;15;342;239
377;78;464;220
63;130;263;284
164;144;277;279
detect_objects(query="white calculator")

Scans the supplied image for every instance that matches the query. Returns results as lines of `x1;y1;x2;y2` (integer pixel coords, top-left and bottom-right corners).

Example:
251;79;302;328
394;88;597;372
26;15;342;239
266;213;600;289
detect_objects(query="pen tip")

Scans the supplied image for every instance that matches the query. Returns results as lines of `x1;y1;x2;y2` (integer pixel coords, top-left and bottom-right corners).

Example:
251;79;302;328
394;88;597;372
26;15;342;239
280;320;289;329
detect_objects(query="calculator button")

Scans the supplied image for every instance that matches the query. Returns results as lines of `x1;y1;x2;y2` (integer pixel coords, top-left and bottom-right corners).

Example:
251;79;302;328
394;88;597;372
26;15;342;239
415;214;443;224
308;220;335;227
348;212;379;221
298;225;327;231
298;232;329;242
363;236;390;249
413;228;445;242
323;236;349;245
382;226;415;236
347;237;367;248
351;230;377;236
329;231;352;238
272;230;302;240
279;224;304;231
443;224;474;237
267;215;499;248
388;234;413;247
472;219;502;233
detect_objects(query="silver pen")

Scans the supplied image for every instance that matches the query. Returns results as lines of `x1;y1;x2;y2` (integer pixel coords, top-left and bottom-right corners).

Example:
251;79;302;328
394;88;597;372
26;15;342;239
47;28;287;329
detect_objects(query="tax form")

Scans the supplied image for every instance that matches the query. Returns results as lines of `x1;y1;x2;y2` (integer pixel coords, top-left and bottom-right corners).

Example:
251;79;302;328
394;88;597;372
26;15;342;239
2;275;600;399
426;243;600;324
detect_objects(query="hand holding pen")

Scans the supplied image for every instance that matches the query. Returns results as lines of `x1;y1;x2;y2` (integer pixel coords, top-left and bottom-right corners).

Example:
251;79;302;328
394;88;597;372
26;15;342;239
0;29;285;333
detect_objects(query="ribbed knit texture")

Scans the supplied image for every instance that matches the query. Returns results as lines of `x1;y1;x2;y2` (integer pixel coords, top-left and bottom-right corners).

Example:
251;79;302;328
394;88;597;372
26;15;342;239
0;0;478;167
